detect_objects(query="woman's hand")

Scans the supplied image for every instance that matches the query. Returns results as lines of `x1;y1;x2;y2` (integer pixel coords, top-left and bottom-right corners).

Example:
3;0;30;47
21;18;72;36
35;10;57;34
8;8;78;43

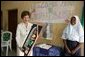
19;47;24;52
25;50;28;54
66;46;71;54
65;19;70;24
63;40;71;54
71;49;76;55
71;43;81;55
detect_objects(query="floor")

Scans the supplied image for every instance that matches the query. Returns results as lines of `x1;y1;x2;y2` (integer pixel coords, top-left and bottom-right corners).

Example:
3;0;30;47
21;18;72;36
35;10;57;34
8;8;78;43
1;47;17;56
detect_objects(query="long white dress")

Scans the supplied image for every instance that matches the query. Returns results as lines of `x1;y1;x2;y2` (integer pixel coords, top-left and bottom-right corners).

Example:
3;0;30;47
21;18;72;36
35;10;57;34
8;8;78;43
16;22;33;56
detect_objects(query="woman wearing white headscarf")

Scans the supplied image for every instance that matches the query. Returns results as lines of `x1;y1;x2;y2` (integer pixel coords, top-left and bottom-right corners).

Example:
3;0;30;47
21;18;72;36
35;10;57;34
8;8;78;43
61;15;84;56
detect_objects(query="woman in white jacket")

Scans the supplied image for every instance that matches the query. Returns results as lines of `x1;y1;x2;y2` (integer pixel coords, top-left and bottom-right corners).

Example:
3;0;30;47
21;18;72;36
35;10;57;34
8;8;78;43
16;11;33;56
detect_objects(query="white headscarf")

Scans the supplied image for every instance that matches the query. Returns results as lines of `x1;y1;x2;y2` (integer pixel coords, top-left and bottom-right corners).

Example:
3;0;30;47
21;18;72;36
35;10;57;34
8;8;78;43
62;15;84;43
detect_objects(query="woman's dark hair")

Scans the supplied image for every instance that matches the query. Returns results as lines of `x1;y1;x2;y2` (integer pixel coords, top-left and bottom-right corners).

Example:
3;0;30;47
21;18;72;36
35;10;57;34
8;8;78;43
21;11;31;19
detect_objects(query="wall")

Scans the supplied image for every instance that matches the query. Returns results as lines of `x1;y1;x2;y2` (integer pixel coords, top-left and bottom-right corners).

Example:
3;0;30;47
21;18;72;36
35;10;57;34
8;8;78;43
1;1;84;56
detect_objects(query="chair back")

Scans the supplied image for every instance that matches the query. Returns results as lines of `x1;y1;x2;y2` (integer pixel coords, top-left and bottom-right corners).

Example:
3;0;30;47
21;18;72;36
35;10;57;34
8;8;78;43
1;31;12;42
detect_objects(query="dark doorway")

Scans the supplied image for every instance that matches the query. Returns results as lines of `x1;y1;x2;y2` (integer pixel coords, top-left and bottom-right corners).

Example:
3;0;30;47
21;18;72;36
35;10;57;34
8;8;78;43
8;9;18;50
1;11;3;30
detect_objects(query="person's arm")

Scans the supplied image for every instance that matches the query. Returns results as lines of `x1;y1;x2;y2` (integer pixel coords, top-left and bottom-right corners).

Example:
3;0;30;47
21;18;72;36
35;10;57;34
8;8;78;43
71;43;81;54
16;25;21;47
63;39;71;54
16;24;25;52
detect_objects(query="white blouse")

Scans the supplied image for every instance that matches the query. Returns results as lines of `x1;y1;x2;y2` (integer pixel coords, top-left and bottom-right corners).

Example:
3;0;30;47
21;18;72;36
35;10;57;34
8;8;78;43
61;24;84;43
16;22;33;47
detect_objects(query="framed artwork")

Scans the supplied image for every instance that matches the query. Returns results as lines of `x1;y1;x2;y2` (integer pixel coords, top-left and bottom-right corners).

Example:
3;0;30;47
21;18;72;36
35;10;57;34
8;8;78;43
21;24;42;56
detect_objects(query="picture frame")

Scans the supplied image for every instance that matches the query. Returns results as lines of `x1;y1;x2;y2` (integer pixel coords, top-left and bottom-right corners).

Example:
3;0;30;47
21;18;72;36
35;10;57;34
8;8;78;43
21;24;43;56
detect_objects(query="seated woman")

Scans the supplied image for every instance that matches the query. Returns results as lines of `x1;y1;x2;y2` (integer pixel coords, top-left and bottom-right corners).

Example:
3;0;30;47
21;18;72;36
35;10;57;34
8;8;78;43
61;15;84;56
